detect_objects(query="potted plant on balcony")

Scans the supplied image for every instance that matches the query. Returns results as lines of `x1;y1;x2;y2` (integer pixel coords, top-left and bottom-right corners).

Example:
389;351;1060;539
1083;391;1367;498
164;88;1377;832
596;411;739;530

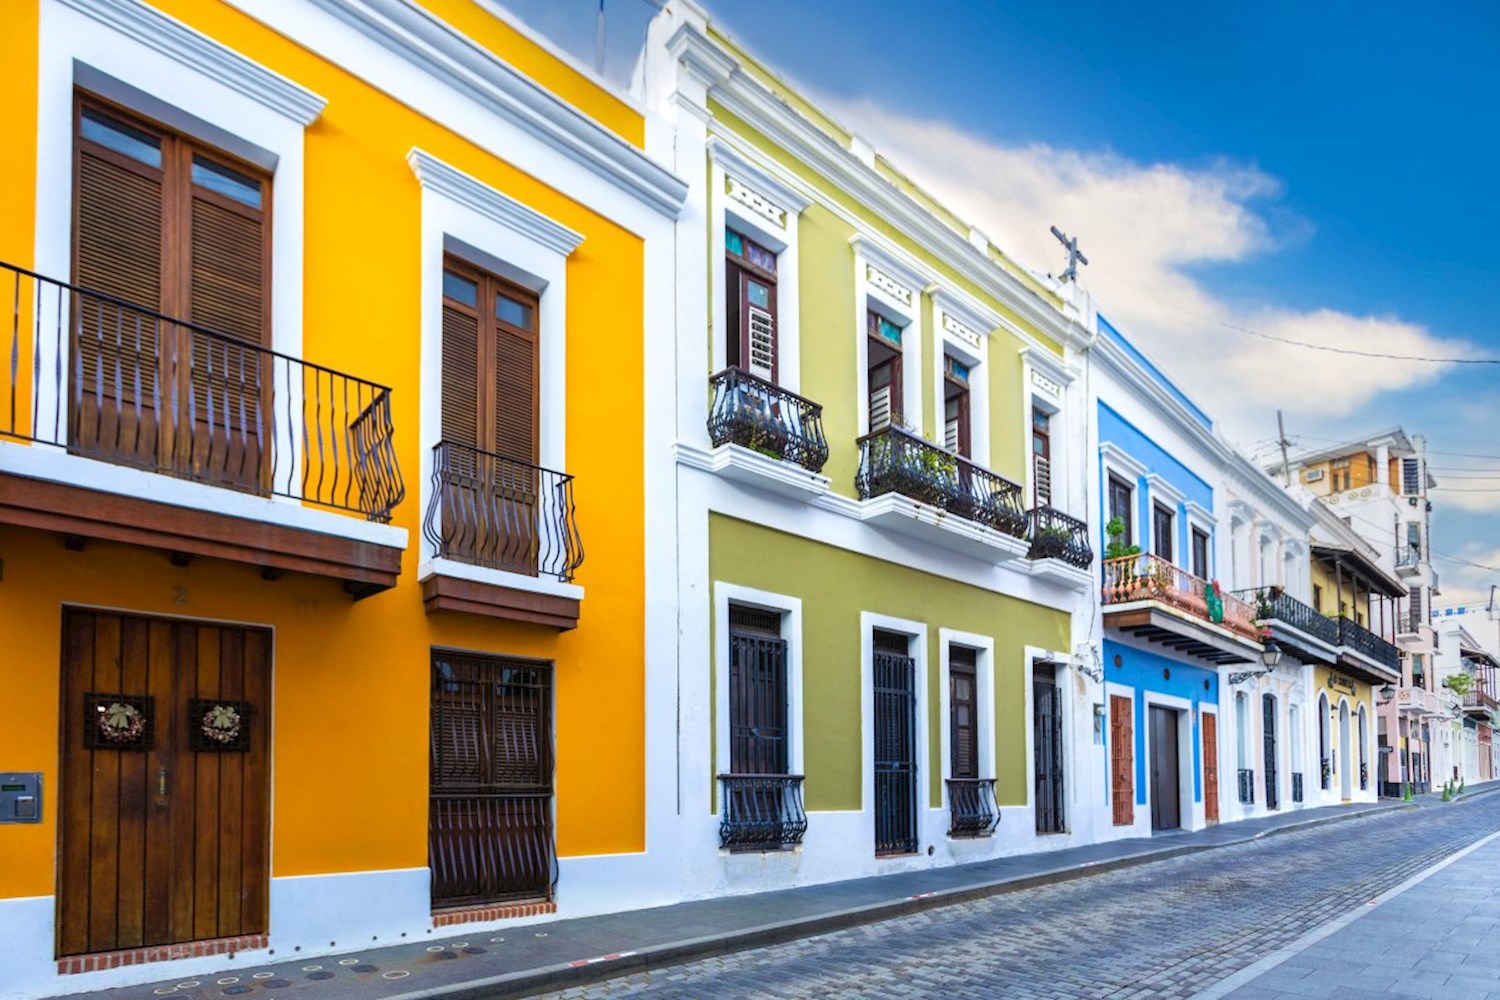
1103;517;1144;597
1444;674;1473;697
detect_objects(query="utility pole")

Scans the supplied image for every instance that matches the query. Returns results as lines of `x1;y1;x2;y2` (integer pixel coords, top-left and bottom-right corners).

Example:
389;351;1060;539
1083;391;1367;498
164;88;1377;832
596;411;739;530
1049;226;1088;283
1277;410;1292;486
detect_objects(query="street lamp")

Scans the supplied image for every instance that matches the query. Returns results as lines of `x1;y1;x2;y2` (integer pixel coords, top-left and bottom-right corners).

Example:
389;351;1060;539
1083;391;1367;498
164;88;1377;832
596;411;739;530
1379;683;1396;705
1230;638;1284;685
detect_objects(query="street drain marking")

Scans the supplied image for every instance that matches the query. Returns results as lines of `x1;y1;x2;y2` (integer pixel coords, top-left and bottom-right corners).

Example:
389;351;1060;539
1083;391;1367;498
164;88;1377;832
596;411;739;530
382;971;410;980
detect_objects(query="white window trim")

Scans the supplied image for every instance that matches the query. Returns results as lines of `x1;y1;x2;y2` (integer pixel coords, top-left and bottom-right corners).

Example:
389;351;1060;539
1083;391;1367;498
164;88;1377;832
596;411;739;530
852;236;930;438
1184;502;1216;580
411;148;580;569
708;138;807;393
931;289;993;467
713;583;805;782
860;612;929;852
1020;346;1074;510
1101;444;1148;548
1024;646;1074;821
938;630;997;804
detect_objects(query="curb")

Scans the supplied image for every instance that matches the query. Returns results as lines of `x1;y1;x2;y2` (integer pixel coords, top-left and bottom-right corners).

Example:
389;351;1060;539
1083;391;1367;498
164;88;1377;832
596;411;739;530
388;802;1412;1000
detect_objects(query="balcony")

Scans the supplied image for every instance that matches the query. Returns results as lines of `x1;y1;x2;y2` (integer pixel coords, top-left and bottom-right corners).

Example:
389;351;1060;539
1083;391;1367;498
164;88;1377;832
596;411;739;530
718;774;807;852
421;441;583;628
1025;505;1094;585
702;367;830;499
1336;617;1401;681
1234;587;1337;665
855;424;1029;561
945;778;1000;838
1237;768;1254;805
0;262;404;594
1395;685;1456;719
1101;553;1264;665
1395;546;1422;577
1462;689;1499;719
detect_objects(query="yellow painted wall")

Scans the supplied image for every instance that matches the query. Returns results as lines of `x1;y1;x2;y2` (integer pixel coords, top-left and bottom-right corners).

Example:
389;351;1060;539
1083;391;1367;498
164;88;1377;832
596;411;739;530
1309;561;1373;624
1312;665;1374;782
0;1;647;900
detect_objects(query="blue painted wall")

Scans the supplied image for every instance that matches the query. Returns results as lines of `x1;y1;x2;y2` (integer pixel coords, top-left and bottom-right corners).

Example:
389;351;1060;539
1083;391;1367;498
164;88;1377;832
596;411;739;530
1097;402;1217;578
1098;315;1213;430
1104;639;1219;807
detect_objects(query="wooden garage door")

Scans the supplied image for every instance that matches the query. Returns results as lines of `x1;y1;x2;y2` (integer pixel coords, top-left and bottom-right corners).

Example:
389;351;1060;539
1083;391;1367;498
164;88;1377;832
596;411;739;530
58;610;271;957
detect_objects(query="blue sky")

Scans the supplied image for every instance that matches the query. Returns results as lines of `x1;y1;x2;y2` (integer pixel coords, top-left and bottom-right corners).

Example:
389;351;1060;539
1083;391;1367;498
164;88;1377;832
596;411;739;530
499;0;1500;603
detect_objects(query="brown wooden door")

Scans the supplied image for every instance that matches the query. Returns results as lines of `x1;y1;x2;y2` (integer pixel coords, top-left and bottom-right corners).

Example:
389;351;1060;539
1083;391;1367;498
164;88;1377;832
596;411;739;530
1110;694;1134;826
1202;712;1219;823
58;609;270;957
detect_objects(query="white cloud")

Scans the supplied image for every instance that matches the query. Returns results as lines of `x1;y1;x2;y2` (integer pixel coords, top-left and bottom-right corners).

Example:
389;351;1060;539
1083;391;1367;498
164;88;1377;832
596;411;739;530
828;99;1476;440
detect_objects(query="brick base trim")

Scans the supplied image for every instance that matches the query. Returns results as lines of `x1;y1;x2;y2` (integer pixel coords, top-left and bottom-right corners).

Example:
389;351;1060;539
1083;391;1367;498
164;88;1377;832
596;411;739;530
433;900;556;927
57;934;267;975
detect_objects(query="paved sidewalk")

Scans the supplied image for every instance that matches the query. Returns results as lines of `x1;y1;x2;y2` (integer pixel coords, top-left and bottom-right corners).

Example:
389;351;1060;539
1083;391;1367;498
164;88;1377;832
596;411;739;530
56;798;1426;1000
1205;826;1500;999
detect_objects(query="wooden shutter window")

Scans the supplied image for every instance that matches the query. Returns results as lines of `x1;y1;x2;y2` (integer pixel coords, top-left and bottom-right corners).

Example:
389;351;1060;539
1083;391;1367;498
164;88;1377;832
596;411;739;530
725;229;778;384
441;258;539;465
950;646;978;780
1111;695;1134;826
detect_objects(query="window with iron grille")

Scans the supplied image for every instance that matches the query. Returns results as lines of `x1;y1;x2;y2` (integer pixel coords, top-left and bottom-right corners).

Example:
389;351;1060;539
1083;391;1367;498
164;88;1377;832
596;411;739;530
873;629;918;855
728;604;789;775
1402;457;1421;496
429;652;554;908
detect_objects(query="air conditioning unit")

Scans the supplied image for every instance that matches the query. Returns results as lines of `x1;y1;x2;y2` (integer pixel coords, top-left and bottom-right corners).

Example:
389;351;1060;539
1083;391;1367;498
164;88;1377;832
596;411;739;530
1304;469;1325;482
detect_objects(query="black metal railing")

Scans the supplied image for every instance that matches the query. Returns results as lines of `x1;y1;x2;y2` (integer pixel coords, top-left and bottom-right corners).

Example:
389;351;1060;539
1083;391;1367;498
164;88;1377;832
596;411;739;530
718;774;807;851
1321;756;1332;790
945;778;999;837
1237;768;1254;804
856;424;1027;538
1338;617;1401;670
1027;505;1093;569
424;440;583;582
707;367;829;473
1;261;402;520
1234;587;1338;646
1291;772;1304;803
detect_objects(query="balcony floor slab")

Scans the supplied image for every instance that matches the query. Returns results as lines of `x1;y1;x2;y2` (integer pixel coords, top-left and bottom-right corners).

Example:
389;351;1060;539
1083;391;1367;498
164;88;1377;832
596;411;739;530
858;493;1030;564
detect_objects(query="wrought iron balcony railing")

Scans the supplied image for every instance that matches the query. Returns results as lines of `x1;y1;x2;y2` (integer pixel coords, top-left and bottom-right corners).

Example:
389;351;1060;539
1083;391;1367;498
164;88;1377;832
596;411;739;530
1337;617;1401;671
707;367;829;473
423;441;583;582
1232;587;1338;646
1237;768;1254;804
855;424;1027;538
945;778;1000;838
1291;772;1304;803
1101;553;1260;641
718;774;807;852
1027;506;1094;569
1;262;402;520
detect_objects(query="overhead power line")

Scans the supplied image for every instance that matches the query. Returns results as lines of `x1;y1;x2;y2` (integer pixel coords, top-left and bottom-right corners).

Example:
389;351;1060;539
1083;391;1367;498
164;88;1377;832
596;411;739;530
1093;272;1500;364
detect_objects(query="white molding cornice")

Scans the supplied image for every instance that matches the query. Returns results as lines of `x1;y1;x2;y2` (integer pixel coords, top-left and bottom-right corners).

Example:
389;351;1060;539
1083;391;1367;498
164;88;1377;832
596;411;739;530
408;149;584;257
931;287;1000;343
60;0;327;125
1144;473;1187;509
850;234;933;302
296;0;687;217
1183;500;1216;527
1099;442;1148;482
1018;345;1077;387
666;21;737;91
1228;497;1257;526
707;136;811;216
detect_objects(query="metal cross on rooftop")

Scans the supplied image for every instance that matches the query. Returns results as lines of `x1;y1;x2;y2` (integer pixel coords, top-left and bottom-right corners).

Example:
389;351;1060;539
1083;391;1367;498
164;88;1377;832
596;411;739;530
1050;225;1089;283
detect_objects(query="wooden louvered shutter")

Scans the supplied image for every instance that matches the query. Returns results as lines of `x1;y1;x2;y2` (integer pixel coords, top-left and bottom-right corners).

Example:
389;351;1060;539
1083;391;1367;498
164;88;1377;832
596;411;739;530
441;299;481;449
184;153;269;488
950;648;978;780
1111;695;1134;826
492;324;536;464
72;103;166;466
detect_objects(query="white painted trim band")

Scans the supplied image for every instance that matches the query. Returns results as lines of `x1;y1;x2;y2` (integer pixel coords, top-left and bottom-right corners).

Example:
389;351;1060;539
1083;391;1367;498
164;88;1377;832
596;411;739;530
408;148;585;257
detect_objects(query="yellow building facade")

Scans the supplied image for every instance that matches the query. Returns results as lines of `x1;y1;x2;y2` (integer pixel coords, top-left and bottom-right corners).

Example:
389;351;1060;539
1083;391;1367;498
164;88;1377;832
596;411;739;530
0;1;683;995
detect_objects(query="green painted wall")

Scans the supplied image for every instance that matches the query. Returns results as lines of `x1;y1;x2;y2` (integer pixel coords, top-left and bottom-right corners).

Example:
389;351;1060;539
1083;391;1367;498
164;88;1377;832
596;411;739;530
797;203;861;498
709;514;1071;812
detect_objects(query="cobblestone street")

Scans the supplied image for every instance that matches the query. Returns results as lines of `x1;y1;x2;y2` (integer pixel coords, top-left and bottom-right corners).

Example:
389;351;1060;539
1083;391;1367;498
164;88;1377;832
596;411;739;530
538;794;1500;1000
